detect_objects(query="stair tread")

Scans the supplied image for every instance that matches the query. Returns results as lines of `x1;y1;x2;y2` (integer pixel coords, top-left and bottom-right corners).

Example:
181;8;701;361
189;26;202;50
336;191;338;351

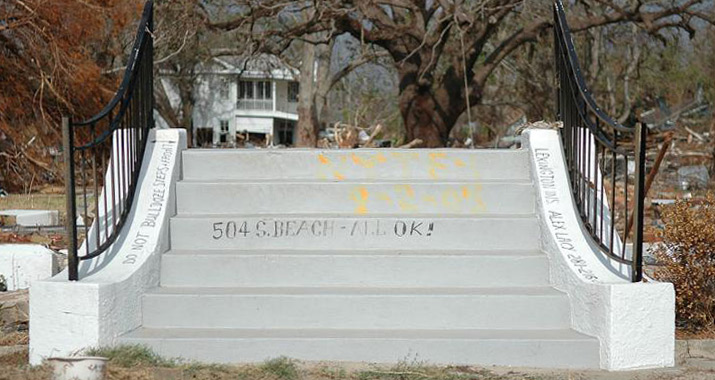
183;148;528;154
163;249;545;257
147;286;565;296
178;178;533;184
172;213;537;219
122;327;594;341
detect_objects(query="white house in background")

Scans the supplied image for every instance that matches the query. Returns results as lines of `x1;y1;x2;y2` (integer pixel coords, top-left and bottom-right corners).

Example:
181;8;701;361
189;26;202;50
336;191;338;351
157;54;300;146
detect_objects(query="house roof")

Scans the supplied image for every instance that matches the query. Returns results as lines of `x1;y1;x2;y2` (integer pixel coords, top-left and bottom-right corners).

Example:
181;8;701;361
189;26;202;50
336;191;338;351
199;54;299;80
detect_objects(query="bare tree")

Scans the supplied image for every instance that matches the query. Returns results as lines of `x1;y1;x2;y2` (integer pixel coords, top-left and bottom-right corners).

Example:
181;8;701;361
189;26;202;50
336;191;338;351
208;0;714;147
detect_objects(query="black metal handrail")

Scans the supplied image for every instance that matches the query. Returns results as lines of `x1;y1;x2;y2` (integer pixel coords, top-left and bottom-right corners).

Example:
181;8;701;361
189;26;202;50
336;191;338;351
553;0;646;282
62;1;154;281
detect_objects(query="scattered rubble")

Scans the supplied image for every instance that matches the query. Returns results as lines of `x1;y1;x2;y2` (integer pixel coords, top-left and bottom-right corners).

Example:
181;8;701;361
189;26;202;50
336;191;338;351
0;290;28;335
677;165;710;190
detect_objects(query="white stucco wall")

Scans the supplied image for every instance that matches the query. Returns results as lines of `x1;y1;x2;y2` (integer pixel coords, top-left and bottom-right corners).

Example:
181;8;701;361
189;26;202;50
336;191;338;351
29;128;186;364
523;128;675;370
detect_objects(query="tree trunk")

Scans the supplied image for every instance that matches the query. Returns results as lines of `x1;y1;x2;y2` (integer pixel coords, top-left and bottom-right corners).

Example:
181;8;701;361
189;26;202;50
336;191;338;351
178;79;195;148
399;81;452;148
295;43;319;147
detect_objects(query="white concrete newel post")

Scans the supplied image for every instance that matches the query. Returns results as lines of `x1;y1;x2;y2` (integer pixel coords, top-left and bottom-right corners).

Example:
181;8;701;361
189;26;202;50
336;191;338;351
523;128;675;370
29;129;186;364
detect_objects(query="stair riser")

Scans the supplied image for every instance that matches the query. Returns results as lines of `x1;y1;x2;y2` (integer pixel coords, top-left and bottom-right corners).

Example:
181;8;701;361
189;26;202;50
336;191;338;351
182;149;531;181
142;294;570;330
169;217;539;251
117;337;599;368
160;255;550;288
176;182;534;215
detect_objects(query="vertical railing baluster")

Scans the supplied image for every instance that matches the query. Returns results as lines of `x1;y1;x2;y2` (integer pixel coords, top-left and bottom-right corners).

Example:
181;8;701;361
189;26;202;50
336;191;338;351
82;149;89;257
102;152;109;242
62;118;78;281
632;123;646;282
622;155;628;260
91;124;100;253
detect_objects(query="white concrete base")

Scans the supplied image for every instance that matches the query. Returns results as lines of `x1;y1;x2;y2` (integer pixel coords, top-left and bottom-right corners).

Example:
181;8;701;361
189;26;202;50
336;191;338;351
0;210;60;227
0;244;59;291
29;127;675;370
29;129;186;364
523;128;675;370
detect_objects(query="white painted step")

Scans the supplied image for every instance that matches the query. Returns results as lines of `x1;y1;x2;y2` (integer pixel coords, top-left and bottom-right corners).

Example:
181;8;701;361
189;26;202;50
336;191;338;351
160;249;550;288
181;149;530;181
169;215;539;251
175;180;534;215
142;287;570;330
118;327;600;369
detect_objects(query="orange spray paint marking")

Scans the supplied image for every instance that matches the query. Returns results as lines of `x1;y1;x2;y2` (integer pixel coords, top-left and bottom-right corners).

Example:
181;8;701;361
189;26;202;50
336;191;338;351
428;152;448;179
349;186;369;215
454;159;466;168
333;171;345;181
318;154;330;164
394;185;417;212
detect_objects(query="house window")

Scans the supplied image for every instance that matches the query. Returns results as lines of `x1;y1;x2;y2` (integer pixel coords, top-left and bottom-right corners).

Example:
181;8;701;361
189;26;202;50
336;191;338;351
219;120;229;143
256;81;272;100
287;82;299;102
238;80;253;100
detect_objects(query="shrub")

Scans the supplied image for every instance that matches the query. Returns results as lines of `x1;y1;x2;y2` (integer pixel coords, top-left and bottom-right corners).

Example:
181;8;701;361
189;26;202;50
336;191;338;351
654;193;715;332
260;357;300;380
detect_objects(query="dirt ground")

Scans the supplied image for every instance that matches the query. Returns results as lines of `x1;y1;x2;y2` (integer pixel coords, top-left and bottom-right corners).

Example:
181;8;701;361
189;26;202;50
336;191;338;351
0;339;714;380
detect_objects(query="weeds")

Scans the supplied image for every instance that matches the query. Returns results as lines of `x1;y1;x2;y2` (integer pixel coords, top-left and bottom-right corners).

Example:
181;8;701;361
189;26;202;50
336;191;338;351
260;356;301;380
654;193;715;332
85;344;176;368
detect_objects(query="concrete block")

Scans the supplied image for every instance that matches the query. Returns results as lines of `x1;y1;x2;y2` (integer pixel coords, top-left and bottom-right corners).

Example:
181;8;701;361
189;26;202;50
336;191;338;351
0;209;59;227
0;245;59;291
686;340;715;360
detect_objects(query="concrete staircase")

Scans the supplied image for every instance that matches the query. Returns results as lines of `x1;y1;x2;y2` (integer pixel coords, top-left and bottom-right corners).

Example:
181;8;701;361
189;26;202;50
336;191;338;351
119;149;600;368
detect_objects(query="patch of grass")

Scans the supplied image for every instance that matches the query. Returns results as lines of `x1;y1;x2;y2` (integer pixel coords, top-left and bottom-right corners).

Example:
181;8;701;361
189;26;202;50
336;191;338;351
357;360;528;380
85;344;176;368
0;193;66;213
313;365;350;380
260;356;301;380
